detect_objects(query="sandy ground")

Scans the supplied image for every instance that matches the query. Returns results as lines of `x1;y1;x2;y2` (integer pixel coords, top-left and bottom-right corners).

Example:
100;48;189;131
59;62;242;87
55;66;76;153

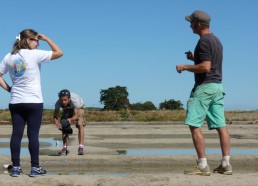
0;121;258;186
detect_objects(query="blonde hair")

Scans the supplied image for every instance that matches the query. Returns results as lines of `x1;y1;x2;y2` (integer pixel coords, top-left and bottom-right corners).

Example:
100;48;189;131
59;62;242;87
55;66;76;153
11;29;38;54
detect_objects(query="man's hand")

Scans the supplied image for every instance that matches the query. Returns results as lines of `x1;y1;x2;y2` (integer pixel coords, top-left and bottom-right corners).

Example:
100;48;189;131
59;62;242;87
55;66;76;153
185;51;194;61
67;118;72;125
55;122;62;130
176;64;185;73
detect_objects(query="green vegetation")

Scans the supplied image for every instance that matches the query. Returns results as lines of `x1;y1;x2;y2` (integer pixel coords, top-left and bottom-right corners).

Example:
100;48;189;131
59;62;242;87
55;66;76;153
0;109;258;124
130;101;157;111
159;99;184;110
100;86;129;110
99;85;184;111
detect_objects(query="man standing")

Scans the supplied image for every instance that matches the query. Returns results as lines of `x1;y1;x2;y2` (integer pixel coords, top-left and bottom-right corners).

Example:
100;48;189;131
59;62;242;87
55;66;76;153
176;10;232;176
53;89;86;155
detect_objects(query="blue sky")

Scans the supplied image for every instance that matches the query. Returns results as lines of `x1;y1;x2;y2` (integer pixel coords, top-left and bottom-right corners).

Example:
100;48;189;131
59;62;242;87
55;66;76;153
0;0;257;110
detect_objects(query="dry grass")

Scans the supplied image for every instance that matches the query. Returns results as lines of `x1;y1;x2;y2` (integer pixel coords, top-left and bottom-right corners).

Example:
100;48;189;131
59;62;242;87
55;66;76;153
0;109;258;124
86;110;186;122
0;109;12;123
225;110;258;122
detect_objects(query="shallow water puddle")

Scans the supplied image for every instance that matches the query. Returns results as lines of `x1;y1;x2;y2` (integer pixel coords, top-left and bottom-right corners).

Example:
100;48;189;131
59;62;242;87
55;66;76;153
0;138;62;156
118;149;258;155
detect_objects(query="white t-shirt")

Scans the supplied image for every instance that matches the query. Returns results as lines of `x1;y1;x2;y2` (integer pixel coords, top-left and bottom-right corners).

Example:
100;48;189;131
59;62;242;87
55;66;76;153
0;49;52;103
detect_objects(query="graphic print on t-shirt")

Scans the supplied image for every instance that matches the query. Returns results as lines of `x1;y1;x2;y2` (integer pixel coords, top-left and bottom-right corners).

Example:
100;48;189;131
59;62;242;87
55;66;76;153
10;59;26;77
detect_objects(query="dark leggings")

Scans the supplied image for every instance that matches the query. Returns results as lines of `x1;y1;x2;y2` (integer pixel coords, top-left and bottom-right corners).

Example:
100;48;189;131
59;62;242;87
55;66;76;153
9;103;43;167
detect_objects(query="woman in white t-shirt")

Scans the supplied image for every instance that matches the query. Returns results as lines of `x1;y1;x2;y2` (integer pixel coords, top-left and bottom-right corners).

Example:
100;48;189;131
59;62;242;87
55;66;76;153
0;29;63;177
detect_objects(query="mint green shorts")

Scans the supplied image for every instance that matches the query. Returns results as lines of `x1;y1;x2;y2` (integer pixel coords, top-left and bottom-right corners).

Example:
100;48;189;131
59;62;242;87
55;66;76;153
185;83;226;130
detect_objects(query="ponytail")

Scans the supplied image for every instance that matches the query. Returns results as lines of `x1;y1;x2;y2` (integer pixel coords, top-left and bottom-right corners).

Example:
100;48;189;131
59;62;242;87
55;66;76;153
11;29;38;54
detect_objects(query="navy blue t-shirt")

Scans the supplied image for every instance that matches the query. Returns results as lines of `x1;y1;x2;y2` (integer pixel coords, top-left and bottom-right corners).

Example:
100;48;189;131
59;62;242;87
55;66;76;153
194;33;223;85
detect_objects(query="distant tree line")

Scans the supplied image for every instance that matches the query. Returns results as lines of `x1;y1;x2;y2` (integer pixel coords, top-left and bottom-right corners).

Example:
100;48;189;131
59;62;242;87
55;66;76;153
100;85;184;111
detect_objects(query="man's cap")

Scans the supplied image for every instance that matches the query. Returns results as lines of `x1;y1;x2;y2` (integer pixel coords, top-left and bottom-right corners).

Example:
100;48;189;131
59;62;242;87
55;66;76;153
185;10;211;26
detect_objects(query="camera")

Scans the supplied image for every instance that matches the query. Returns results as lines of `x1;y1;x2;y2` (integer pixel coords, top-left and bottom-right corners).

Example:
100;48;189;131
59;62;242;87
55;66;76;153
60;119;73;134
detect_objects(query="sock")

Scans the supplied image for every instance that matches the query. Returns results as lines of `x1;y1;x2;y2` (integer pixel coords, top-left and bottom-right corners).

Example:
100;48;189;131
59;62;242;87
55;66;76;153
63;146;67;149
198;158;207;168
79;144;83;148
221;156;230;166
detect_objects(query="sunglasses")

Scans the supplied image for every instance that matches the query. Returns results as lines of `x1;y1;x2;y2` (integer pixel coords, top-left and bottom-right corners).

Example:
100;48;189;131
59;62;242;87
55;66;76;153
29;38;39;43
58;91;70;97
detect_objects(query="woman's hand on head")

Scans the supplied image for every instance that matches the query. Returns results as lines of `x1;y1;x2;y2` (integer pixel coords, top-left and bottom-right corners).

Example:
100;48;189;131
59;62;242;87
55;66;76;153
37;33;63;59
37;34;48;41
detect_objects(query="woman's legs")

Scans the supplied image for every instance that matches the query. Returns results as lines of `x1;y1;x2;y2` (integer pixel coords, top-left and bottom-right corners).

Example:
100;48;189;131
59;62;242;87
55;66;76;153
26;103;43;168
9;103;43;168
9;104;26;167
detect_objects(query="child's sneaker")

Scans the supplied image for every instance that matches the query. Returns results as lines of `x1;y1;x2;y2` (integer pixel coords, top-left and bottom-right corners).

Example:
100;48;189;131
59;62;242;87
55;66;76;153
10;166;23;177
78;146;84;155
29;166;47;177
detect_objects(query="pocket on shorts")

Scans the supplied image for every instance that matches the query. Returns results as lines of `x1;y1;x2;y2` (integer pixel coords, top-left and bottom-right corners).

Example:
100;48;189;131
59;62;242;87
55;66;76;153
204;87;225;99
203;88;217;95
